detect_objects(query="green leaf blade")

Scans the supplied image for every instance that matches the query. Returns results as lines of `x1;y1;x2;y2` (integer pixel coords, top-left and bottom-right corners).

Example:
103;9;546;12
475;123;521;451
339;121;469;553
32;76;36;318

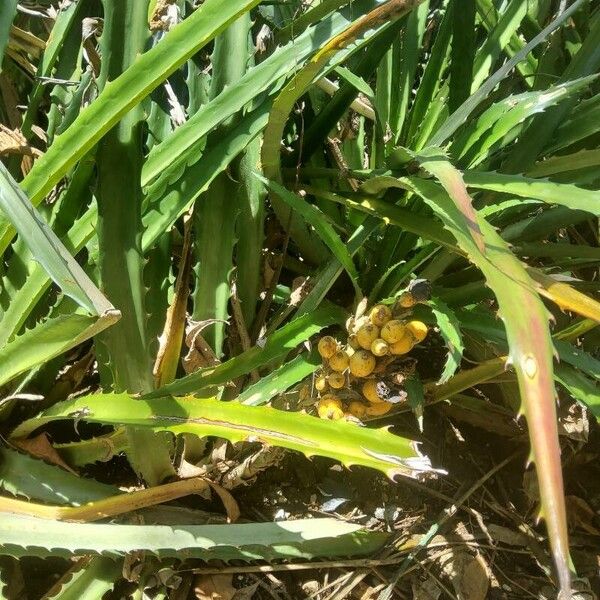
12;393;436;480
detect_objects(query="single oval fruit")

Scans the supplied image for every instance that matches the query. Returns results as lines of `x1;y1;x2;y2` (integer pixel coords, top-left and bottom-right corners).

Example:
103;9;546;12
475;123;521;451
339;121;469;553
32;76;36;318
318;335;337;359
327;372;345;389
329;350;350;372
371;338;389;357
347;334;360;350
317;398;344;421
317;395;344;420
389;334;414;355
366;402;393;416
369;304;392;327
380;320;406;344
356;324;380;350
396;291;415;309
362;379;385;403
315;375;328;392
347;401;367;419
406;320;428;343
349;350;376;377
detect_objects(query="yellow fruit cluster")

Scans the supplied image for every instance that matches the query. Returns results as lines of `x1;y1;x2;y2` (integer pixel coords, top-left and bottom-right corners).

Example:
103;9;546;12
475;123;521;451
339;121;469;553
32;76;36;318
314;302;429;421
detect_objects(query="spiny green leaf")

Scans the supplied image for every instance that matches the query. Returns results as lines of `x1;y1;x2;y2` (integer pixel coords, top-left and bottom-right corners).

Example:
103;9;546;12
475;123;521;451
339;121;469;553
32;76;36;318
0;0;262;255
391;0;430;141
142;103;270;252
0;163;110;315
43;557;121;600
0;448;119;506
528;149;600;177
391;146;485;252
471;0;527;91
406;3;452;147
0;313;119;388
0;207;95;349
239;353;320;406
463;170;600;217
503;15;600;173
548;93;600;154
262;0;426;262
0;514;387;561
429;0;586;147
553;341;600;383
403;176;570;594
259;176;360;292
142;7;371;195
55;429;129;468
452;76;598;165
12;393;435;480
428;297;464;384
276;0;353;43
20;1;83;138
318;172;571;595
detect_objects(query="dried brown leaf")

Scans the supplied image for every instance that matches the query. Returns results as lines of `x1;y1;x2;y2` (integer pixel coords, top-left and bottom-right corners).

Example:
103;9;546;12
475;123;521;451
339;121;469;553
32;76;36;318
194;574;236;600
411;575;442;600
13;433;78;475
207;480;240;523
440;549;490;600
557;401;588;443
220;446;287;489
183;319;222;373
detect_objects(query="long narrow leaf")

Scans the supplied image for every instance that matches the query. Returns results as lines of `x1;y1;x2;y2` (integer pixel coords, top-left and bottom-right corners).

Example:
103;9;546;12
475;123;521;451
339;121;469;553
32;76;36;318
0;514;387;561
0;163;110;315
12;393;436;479
0;0;261;256
464;171;600;217
398;176;570;594
0;313;119;388
429;0;587;146
259;176;360;291
0;1;17;67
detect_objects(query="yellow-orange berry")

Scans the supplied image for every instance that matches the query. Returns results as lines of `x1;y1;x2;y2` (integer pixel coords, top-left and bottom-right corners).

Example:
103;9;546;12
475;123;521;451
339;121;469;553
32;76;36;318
317;396;345;420
349;350;376;377
370;338;389;357
389;334;414;355
362;379;385;403
329;350;349;372
366;402;393;416
369;304;392;327
380;320;406;344
396;291;415;308
318;336;337;359
347;401;367;419
327;372;345;389
347;334;360;350
406;320;428;343
356;324;380;350
315;375;328;392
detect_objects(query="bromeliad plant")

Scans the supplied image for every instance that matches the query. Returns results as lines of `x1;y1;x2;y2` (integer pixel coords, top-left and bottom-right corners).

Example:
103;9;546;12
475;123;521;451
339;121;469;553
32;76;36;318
1;0;600;597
